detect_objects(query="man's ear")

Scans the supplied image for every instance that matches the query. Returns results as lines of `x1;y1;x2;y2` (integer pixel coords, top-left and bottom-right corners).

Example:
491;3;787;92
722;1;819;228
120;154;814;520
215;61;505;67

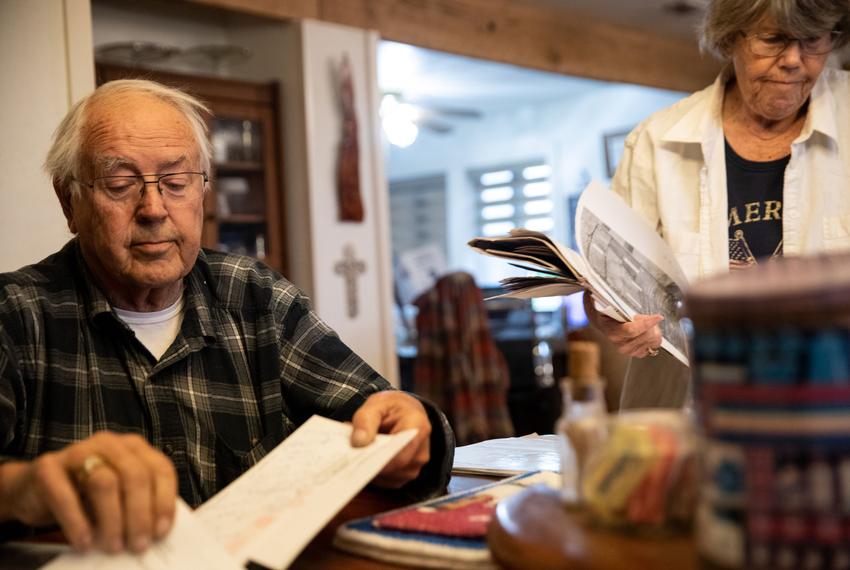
53;178;78;234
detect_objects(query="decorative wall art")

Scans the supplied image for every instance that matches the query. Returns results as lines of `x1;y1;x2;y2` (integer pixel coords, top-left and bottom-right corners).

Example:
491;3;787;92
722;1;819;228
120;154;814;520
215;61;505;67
334;243;367;318
336;54;365;222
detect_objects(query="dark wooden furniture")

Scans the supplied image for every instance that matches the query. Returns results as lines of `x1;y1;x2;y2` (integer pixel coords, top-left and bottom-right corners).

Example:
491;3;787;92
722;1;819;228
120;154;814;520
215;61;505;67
488;485;698;570
95;64;287;275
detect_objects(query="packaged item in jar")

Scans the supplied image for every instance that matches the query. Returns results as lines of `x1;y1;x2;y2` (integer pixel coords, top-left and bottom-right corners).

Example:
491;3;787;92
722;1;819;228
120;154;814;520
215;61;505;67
580;409;697;534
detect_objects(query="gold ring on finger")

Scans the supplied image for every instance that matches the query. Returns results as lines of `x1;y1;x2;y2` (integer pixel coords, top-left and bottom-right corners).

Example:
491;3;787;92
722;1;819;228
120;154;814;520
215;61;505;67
646;347;659;357
75;454;108;487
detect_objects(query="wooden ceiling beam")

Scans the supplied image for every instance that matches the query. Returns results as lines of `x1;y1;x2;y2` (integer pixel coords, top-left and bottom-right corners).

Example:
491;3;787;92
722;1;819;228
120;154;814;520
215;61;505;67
183;0;319;20
182;0;721;92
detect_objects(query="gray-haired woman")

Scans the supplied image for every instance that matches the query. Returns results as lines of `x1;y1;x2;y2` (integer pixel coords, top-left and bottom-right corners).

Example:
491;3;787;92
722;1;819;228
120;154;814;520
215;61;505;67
586;0;850;407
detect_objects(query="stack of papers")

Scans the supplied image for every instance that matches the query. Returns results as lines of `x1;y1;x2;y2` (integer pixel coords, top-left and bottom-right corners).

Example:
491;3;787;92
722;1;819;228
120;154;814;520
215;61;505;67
451;434;565;477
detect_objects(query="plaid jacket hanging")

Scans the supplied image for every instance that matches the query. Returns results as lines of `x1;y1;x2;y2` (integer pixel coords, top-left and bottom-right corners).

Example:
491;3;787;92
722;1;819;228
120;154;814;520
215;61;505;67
413;272;514;445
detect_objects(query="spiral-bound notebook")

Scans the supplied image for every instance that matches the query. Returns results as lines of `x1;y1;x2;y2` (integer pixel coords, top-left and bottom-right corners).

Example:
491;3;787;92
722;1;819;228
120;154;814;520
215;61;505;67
332;471;560;569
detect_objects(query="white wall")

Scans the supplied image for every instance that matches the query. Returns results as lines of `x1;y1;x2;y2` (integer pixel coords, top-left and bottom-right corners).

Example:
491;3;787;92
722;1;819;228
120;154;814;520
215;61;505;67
229;18;399;384
385;83;684;285
296;20;398;384
0;0;94;271
233;19;398;384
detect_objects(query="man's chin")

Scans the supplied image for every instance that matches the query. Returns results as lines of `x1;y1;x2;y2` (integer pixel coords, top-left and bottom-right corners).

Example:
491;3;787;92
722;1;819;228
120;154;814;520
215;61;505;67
126;261;189;290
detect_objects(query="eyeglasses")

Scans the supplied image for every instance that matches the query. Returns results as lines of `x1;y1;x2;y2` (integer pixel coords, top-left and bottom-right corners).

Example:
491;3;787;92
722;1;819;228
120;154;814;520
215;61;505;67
743;30;842;57
83;171;208;204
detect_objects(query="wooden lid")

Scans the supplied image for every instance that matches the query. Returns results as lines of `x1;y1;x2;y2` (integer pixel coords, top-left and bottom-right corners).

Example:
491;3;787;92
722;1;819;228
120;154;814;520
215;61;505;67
684;253;850;327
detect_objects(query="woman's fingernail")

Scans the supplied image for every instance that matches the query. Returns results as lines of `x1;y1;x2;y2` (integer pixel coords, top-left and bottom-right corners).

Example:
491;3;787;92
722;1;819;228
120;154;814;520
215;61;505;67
111;537;124;553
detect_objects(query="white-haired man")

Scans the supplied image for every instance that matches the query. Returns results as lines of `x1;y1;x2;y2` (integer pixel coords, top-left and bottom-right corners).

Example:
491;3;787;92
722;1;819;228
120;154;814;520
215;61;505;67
0;80;453;554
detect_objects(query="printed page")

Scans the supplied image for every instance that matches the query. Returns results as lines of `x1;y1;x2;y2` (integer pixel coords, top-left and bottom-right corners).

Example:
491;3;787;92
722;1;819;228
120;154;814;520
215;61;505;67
40;500;241;570
468;229;585;278
451;434;564;477
195;415;416;569
486;281;584;300
468;229;604;302
576;181;689;365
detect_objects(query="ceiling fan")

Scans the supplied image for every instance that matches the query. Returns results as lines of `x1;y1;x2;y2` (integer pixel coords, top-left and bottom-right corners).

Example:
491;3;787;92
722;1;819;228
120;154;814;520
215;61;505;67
379;92;482;147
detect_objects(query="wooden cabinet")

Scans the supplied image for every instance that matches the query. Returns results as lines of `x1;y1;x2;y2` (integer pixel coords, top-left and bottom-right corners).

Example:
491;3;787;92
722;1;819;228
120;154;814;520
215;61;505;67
96;64;287;275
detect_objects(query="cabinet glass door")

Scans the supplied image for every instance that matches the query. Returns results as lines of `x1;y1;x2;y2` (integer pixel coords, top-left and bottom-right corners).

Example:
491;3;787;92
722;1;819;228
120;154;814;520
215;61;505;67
212;117;267;258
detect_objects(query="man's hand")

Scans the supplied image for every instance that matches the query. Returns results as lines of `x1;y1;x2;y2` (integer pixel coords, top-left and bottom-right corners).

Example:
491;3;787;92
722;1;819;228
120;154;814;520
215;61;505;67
583;291;663;358
0;432;177;554
350;391;431;489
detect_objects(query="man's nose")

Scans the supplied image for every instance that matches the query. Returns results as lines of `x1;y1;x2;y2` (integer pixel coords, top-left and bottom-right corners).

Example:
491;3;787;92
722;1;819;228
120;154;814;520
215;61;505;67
136;181;168;218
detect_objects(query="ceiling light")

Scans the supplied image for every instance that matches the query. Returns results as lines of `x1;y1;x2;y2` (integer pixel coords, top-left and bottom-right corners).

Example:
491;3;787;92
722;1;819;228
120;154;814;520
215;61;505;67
380;94;420;148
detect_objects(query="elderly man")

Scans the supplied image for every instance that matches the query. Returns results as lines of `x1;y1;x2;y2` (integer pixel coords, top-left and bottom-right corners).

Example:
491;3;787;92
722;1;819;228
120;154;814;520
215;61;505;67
0;80;453;554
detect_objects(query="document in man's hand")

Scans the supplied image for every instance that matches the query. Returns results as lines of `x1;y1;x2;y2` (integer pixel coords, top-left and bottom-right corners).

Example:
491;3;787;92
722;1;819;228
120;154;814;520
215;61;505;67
37;416;413;570
40;500;242;570
195;415;416;569
469;181;689;365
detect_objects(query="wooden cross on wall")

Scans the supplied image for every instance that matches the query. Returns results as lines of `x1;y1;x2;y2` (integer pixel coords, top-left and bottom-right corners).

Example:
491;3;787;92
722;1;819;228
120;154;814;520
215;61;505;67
334;244;366;318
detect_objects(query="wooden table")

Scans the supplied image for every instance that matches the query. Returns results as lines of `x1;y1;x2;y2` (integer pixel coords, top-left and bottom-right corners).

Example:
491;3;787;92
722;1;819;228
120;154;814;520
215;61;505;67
292;476;699;570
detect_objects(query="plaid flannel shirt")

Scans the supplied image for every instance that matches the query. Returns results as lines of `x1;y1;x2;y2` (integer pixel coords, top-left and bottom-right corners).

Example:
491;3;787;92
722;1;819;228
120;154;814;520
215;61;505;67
0;240;452;507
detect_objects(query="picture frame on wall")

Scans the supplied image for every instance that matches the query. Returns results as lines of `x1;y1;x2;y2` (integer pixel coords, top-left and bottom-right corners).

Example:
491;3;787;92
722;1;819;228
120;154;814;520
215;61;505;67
603;129;631;179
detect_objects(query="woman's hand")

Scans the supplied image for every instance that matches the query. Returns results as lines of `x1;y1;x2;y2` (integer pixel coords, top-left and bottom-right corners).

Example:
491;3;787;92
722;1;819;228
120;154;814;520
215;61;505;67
583;291;663;358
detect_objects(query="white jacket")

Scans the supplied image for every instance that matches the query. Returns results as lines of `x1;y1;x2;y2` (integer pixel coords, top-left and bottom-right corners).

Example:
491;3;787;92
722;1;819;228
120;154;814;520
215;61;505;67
611;67;850;283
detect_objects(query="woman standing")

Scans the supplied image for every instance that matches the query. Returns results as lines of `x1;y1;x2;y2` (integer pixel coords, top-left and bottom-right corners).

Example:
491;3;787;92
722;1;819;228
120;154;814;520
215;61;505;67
587;0;850;407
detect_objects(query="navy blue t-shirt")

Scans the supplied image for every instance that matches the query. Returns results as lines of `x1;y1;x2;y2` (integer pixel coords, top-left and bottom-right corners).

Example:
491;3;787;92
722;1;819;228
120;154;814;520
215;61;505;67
726;139;789;264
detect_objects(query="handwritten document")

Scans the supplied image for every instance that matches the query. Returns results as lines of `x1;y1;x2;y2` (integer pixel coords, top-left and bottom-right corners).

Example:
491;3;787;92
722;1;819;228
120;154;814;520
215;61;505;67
196;415;417;569
41;500;241;570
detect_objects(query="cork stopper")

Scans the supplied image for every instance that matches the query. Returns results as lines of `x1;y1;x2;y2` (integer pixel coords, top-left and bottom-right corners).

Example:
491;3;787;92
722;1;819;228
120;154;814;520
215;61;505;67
568;340;600;385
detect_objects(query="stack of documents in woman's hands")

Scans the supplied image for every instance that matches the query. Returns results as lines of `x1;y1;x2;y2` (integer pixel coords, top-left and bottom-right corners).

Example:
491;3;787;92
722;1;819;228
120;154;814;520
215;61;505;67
469;229;587;297
468;181;690;365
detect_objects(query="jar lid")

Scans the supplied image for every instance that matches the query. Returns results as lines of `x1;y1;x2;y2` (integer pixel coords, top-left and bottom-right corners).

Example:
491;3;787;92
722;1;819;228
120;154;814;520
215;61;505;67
684;253;850;327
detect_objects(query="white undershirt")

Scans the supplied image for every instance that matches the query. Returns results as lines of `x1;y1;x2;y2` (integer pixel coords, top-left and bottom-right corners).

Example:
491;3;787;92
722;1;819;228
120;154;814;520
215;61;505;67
113;296;185;360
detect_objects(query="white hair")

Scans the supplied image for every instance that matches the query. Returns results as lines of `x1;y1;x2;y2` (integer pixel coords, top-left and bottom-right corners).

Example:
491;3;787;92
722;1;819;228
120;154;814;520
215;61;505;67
44;79;213;199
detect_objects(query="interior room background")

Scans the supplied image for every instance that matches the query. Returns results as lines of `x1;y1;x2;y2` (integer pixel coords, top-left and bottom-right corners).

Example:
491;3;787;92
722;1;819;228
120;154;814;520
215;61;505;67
1;0;714;421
